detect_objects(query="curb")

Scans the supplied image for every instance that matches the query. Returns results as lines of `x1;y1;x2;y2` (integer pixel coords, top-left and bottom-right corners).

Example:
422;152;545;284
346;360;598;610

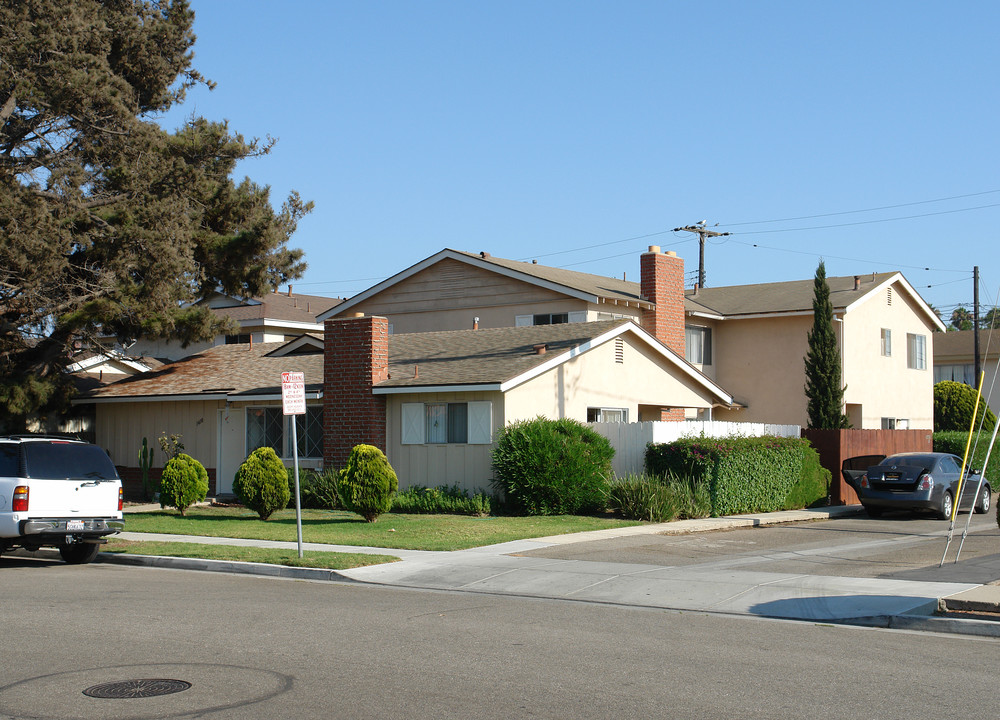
96;551;365;583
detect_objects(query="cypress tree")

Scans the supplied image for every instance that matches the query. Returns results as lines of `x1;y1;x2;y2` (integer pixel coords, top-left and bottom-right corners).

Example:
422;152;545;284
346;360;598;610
804;261;850;429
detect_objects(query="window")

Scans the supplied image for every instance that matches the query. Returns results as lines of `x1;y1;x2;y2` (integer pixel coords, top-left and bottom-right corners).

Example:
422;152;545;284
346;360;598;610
685;326;712;365
246;405;323;458
906;333;927;370
532;313;568;325
401;402;492;445
881;328;892;357
587;407;628;423
881;417;910;430
935;363;975;387
225;334;252;345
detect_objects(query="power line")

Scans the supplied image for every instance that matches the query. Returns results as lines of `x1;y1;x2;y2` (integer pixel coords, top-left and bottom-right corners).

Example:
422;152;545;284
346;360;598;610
725;202;1000;235
727;237;968;273
719;189;1000;227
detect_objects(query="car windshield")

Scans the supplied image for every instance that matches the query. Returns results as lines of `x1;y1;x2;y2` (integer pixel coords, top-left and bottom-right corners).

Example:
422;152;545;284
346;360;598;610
22;442;119;480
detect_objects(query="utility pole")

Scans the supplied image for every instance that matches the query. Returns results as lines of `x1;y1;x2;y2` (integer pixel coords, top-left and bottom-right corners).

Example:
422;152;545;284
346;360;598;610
974;266;981;389
672;221;730;288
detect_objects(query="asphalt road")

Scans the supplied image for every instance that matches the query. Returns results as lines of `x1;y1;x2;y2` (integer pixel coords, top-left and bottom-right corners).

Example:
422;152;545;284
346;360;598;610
2;551;1000;720
521;510;1000;586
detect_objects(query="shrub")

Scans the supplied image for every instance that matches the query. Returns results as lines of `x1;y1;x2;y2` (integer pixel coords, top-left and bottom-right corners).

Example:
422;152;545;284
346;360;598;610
934;381;996;432
158;453;209;516
337;444;398;522
934;431;1000;487
646;436;807;516
491;417;613;516
391;484;491;516
234;447;291;520
607;473;675;522
782;445;831;509
296;468;341;510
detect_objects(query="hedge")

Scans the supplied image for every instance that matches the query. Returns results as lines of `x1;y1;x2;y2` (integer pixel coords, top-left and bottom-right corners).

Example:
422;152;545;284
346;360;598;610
933;431;1000;487
645;436;823;516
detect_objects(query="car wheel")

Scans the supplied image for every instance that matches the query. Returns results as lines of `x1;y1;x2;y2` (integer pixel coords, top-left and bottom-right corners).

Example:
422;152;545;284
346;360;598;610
975;486;992;514
865;505;884;518
937;491;954;521
58;542;100;565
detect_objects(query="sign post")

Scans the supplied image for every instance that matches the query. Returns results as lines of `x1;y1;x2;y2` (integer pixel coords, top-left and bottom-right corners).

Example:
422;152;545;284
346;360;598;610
281;371;306;558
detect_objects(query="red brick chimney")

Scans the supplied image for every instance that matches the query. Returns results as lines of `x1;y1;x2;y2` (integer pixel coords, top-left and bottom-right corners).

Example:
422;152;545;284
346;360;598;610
323;315;389;470
640;246;687;421
640;245;686;355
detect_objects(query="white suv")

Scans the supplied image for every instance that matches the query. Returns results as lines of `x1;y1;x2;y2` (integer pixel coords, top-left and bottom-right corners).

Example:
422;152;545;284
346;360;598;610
0;435;124;564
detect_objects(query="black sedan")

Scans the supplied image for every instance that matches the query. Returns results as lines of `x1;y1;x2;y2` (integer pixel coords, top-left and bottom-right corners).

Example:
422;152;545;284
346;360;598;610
853;452;991;520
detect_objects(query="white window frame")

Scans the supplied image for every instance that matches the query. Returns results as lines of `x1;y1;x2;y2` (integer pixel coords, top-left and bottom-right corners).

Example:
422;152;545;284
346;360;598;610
685;325;712;365
881;328;891;357
587;407;628;423
907;333;927;370
400;401;492;445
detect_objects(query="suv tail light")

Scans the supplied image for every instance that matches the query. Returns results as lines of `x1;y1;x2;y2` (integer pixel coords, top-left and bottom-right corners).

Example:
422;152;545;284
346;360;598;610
13;485;28;512
118;487;123;512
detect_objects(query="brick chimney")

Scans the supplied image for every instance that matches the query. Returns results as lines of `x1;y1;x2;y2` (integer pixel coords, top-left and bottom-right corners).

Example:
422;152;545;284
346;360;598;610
640;246;686;355
323;315;389;470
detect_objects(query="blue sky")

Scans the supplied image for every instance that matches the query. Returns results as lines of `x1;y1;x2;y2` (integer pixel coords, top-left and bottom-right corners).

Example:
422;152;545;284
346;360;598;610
158;1;1000;319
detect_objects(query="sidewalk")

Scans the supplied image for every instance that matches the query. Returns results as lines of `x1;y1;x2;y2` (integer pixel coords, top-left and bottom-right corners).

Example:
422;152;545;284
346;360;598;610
110;504;1000;636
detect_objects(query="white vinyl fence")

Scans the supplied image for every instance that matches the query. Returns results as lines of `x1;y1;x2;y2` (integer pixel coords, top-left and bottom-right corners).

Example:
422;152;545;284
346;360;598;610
590;420;802;478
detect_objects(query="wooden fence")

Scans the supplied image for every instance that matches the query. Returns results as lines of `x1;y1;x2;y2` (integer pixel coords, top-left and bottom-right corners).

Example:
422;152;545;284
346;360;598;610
802;428;934;505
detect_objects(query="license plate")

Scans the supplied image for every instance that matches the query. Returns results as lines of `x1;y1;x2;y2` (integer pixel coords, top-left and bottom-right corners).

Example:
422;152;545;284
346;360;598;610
885;473;902;481
66;520;85;531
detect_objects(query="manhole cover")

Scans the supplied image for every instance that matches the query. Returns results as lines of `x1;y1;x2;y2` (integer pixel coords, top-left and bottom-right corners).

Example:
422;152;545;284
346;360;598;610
83;679;192;699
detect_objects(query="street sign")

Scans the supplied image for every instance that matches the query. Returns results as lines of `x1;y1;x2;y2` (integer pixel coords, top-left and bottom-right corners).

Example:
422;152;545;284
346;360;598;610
280;371;306;557
281;371;305;415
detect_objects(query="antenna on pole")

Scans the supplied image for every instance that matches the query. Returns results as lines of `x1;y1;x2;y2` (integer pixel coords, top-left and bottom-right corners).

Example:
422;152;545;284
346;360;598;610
673;221;730;288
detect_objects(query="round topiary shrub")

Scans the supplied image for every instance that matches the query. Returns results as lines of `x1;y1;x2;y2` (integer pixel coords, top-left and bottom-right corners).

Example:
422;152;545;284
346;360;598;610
159;453;209;516
336;444;398;523
233;447;291;520
491;417;614;515
934;380;997;432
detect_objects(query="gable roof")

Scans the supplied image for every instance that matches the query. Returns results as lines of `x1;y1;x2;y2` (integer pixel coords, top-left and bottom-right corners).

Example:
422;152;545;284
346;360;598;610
933;329;1000;362
377;319;734;405
85;342;325;402
83;320;732;407
685;271;946;330
319;248;649;320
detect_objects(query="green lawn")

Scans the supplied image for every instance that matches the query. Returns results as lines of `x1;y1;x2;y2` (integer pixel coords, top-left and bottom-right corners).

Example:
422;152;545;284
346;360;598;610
121;507;642;551
103;539;398;570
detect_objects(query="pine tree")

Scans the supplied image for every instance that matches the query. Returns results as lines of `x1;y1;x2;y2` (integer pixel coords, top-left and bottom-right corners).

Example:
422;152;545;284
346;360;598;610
804;261;850;429
0;0;311;423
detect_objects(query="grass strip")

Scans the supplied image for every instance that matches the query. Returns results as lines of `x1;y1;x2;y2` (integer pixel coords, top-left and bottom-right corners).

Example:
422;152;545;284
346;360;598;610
122;507;642;551
103;539;399;570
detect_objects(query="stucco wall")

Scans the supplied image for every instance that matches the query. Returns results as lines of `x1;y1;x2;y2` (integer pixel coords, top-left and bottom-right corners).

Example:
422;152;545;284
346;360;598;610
841;285;935;429
503;336;714;422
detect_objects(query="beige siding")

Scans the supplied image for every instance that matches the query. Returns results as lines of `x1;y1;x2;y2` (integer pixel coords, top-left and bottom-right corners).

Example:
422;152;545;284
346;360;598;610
96;400;221;472
384;390;504;492
504;336;715;422
341;258;642;333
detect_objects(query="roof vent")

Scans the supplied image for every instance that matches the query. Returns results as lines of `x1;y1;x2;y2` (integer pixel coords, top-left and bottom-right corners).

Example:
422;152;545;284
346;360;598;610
854;275;861;290
480;251;491;259
533;344;547;355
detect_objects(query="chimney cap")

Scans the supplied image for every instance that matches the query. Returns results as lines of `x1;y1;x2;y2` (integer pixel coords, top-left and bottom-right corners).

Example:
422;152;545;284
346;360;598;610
647;245;661;254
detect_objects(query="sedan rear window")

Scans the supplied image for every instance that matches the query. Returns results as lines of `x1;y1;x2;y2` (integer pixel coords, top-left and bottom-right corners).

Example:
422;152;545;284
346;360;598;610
22;442;118;480
875;455;936;470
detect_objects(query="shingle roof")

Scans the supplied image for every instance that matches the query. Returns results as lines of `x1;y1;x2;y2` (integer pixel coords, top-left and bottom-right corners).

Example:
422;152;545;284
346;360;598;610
933;329;988;360
88;342;325;399
449;250;645;305
212;291;341;324
86;321;635;399
382;320;630;388
685;272;900;317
